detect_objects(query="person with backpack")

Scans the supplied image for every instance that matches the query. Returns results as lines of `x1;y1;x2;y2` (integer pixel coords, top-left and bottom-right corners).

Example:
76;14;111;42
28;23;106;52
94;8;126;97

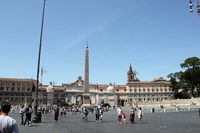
95;107;100;122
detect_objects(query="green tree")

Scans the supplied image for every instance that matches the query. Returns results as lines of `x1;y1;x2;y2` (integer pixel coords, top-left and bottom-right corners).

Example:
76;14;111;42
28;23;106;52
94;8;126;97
180;57;200;69
181;57;200;96
167;71;191;99
167;72;182;94
168;57;200;98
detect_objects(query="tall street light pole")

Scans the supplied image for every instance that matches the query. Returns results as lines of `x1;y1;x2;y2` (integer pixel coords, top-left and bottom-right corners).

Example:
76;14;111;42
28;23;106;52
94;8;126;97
32;0;46;123
189;0;200;15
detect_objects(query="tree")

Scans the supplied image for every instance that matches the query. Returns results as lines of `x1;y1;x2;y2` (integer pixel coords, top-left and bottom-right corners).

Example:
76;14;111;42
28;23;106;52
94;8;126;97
168;71;191;99
168;57;200;98
167;72;182;94
180;57;200;69
181;57;200;96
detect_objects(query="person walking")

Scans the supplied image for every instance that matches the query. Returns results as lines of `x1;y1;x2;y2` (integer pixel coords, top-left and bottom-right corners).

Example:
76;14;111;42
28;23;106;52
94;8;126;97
117;107;122;124
137;107;143;124
99;108;103;122
129;107;135;124
95;107;100;122
54;106;59;121
24;105;32;127
0;101;19;133
82;107;89;122
19;105;25;125
120;111;126;124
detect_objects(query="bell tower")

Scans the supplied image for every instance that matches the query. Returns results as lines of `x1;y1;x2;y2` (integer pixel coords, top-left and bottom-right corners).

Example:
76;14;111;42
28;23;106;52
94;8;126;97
127;64;140;82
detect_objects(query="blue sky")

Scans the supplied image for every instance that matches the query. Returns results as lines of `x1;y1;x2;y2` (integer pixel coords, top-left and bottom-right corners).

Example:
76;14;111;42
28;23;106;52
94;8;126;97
0;0;200;85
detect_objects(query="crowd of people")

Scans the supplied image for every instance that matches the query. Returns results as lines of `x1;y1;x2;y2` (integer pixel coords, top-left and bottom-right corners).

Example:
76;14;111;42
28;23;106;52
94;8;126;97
117;106;144;124
0;100;146;133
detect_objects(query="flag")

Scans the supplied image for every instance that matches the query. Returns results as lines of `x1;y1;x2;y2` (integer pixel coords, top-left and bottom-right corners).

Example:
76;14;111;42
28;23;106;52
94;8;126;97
41;66;43;76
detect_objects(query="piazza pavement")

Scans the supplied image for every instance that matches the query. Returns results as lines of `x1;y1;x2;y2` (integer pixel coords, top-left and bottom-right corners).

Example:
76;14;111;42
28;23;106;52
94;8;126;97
8;105;200;133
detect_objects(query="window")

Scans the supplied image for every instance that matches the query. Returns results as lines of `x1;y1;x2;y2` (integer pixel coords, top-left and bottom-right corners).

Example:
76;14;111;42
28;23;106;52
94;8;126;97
22;87;25;91
0;87;4;91
17;87;20;91
17;83;21;86
134;89;137;92
11;87;15;91
27;88;30;91
6;87;9;91
12;82;15;86
143;89;145;92
124;89;126;92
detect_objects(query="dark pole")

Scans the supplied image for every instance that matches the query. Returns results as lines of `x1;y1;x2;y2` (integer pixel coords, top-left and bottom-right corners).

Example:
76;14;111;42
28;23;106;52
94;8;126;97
32;0;46;123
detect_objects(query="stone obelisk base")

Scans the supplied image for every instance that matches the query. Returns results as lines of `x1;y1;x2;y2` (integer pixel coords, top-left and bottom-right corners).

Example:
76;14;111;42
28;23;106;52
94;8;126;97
82;93;91;107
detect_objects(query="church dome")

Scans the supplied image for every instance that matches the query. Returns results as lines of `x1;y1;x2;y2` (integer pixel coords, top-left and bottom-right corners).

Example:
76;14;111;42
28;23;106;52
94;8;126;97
106;85;114;92
46;84;54;92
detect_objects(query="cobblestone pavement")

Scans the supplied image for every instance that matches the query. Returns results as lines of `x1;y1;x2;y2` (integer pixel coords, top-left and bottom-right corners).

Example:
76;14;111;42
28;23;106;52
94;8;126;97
9;109;200;133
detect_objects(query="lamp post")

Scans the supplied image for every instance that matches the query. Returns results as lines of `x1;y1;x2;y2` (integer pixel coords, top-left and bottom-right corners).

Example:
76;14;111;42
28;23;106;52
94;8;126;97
32;0;46;123
189;0;200;15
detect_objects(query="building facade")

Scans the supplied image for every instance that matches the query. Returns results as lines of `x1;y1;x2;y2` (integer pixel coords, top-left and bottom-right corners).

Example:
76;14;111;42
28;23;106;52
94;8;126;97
125;65;173;106
0;78;36;105
0;66;173;107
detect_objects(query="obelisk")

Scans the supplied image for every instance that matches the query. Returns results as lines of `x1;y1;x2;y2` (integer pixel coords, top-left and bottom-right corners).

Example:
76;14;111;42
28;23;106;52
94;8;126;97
82;44;91;106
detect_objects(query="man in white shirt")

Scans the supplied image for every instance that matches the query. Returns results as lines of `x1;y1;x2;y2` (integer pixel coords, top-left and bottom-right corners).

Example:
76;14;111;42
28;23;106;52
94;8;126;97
117;107;122;123
0;101;19;133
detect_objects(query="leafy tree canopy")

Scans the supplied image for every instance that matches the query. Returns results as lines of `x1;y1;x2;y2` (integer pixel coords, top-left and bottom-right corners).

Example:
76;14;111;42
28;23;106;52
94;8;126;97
168;57;200;98
180;57;200;69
